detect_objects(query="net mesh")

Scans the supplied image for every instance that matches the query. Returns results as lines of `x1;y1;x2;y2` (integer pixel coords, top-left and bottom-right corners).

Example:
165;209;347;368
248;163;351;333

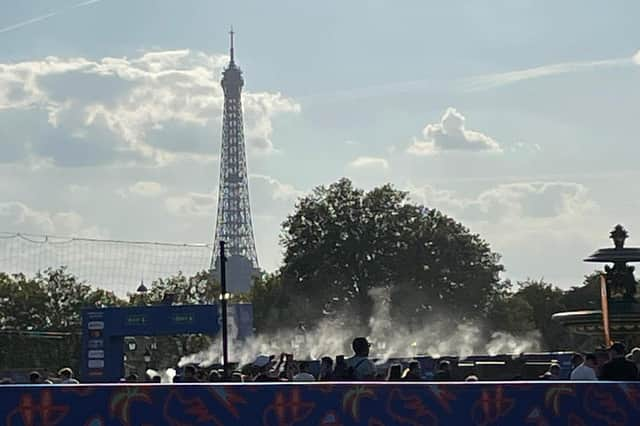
0;232;213;297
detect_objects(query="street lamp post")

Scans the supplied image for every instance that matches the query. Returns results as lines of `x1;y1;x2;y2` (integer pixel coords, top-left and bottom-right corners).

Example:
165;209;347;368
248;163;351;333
219;241;230;380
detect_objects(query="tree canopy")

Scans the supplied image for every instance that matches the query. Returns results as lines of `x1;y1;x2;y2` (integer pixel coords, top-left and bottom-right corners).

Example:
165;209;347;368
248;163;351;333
279;178;505;328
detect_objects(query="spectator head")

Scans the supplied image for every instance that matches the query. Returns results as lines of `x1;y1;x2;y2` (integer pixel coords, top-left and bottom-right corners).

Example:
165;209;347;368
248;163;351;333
253;354;272;371
465;375;479;382
29;371;41;384
386;364;403;381
549;364;561;378
321;356;334;369
57;368;73;380
352;337;371;357
151;375;162;383
299;361;310;374
231;372;244;382
627;347;640;363
184;365;197;380
571;353;584;368
409;361;421;374
438;360;451;372
126;373;138;383
609;342;626;357
208;370;222;382
585;353;598;369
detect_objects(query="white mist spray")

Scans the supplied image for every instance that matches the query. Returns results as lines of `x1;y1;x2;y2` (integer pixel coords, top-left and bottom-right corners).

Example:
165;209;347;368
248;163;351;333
178;288;541;367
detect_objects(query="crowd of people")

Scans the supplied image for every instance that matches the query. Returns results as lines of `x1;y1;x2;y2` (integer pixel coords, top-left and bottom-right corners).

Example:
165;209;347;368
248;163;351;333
3;338;640;384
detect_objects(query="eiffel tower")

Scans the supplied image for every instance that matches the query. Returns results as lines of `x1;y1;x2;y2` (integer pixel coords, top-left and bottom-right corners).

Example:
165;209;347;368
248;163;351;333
211;29;259;292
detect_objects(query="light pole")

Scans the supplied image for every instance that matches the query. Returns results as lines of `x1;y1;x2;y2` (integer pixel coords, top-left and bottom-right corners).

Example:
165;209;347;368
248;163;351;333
219;241;230;380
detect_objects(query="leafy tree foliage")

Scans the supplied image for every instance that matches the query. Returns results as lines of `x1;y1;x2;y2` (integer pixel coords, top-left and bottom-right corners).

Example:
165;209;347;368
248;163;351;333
280;178;505;328
0;268;124;371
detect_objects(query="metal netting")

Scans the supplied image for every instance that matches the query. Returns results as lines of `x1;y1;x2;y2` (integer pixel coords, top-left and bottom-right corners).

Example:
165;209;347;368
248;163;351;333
0;232;213;297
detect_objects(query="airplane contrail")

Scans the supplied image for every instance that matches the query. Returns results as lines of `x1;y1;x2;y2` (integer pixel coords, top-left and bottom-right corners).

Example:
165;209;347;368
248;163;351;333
0;0;104;34
462;56;633;92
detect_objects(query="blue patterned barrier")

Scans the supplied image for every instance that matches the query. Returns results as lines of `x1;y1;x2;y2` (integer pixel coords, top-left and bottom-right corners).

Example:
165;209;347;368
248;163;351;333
1;382;638;425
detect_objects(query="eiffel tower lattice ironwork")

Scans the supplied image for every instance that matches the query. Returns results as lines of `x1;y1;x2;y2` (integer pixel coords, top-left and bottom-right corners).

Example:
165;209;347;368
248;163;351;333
210;28;259;284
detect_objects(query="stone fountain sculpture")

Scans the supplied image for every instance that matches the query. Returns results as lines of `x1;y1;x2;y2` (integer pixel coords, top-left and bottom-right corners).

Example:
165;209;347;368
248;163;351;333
553;225;640;347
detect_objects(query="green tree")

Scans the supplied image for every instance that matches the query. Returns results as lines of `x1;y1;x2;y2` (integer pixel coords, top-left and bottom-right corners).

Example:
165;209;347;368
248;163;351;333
488;294;536;334
249;273;291;333
514;279;569;349
0;268;125;371
280;178;504;328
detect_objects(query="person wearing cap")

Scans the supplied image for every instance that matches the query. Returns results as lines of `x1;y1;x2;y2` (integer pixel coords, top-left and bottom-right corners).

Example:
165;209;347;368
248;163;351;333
600;342;639;380
58;368;79;384
346;337;375;380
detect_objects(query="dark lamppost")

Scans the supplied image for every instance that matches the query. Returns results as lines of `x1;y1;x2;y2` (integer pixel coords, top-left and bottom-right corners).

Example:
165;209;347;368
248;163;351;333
219;241;230;380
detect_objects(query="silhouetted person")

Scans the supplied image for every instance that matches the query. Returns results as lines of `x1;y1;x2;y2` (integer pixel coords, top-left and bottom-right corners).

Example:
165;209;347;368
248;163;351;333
434;360;452;381
29;371;41;384
626;347;640;371
571;353;598;380
347;337;376;380
595;349;611;378
209;370;222;382
332;355;349;380
548;364;561;380
571;353;583;371
126;373;138;383
465;375;479;382
601;342;639;380
58;368;79;384
293;361;315;382
318;357;334;381
183;365;200;383
386;364;402;381
402;361;422;381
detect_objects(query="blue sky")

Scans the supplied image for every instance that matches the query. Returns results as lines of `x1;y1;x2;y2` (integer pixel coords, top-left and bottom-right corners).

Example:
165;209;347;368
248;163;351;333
1;0;640;289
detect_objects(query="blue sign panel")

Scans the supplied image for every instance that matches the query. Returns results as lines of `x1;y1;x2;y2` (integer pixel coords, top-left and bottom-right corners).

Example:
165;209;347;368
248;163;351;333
81;304;253;383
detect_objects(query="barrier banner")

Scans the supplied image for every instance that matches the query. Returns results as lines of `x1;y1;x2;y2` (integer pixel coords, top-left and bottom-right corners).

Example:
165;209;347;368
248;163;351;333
1;382;638;425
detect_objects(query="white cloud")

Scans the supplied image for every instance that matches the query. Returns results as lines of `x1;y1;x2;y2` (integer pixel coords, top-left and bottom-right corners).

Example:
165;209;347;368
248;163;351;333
249;174;303;203
408;108;501;156
348;156;390;170
124;181;166;198
408;180;601;286
164;192;216;217
409;181;594;223
0;50;300;167
0;201;105;237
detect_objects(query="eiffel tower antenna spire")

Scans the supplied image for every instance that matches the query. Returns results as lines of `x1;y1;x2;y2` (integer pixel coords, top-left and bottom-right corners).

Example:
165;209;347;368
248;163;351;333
229;26;235;64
